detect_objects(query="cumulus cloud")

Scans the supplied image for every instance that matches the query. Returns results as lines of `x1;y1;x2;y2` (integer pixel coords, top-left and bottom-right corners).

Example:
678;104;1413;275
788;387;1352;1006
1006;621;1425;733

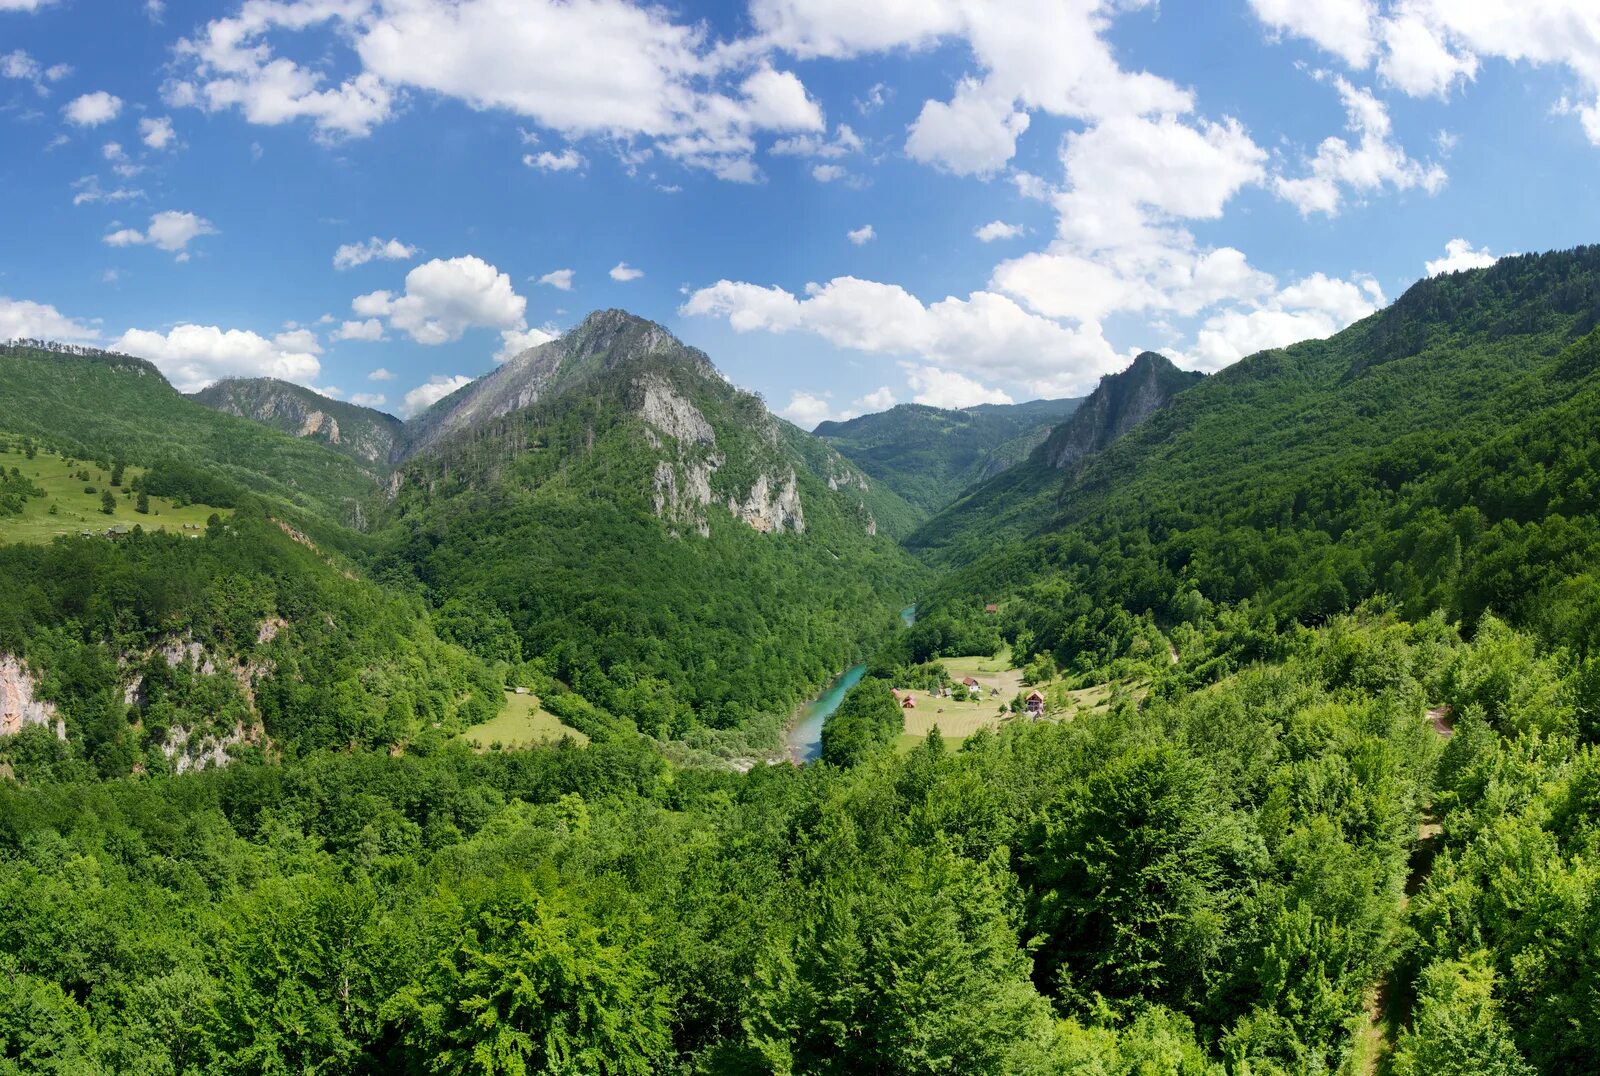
1188;272;1385;370
140;116;176;149
1247;0;1600;145
906;77;1030;176
1425;237;1500;276
770;123;863;159
539;268;574;290
400;374;473;417
847;224;875;245
523;148;586;172
610;261;644;282
354;255;527;345
683;276;1123;396
778;390;832;429
333;236;416;270
64;91;123;126
1274;76;1446;215
857;386;895;411
102;210;217;259
974;220;1023;242
334;318;386;341
0;296;99;343
348;391;387;407
367;366;394;380
165;0;825;178
111;323;322;392
903;364;1013;408
496;325;558;362
274;327;322;354
1248;0;1378;67
72;176;144;207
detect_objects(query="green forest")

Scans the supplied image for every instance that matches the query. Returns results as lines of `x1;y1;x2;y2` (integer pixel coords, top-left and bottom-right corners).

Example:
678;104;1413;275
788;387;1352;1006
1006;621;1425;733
5;252;1600;1072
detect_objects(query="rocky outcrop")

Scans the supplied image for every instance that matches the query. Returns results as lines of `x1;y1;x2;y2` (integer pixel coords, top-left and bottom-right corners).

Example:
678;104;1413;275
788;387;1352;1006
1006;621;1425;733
0;654;63;739
189;378;399;465
730;470;804;534
653;456;720;538
161;723;248;774
639;375;715;446
1044;351;1202;470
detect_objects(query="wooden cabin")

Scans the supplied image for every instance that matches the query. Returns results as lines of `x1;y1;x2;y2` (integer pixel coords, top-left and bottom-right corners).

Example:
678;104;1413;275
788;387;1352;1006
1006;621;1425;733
1024;689;1045;717
961;676;981;690
984;603;999;614
901;693;917;709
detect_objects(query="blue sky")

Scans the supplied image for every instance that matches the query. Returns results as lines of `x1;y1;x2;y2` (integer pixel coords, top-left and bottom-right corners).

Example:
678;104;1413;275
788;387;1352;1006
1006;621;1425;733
3;1;1599;427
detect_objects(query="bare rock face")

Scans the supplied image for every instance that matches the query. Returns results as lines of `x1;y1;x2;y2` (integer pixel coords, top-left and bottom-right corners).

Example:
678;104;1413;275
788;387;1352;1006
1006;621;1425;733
0;654;61;739
298;411;341;444
730;470;805;534
653;456;720;538
639;375;715;446
1044;351;1202;470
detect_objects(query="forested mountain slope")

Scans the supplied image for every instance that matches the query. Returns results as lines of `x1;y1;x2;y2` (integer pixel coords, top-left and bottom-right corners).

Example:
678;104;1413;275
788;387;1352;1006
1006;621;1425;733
918;245;1600;672
814;396;1082;513
909;347;1201;565
190;377;401;468
0;343;379;523
368;310;926;737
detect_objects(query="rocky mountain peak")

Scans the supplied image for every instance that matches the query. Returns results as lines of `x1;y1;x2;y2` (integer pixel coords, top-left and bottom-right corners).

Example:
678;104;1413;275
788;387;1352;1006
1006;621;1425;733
1043;350;1201;470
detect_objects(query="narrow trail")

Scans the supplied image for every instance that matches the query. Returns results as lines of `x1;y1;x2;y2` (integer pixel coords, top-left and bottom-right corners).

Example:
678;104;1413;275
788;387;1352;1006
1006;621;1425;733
1352;706;1453;1076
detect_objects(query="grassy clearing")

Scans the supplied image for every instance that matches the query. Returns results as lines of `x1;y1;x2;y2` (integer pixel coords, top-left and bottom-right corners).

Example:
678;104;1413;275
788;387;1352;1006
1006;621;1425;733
893;649;1142;751
0;443;229;544
458;690;589;750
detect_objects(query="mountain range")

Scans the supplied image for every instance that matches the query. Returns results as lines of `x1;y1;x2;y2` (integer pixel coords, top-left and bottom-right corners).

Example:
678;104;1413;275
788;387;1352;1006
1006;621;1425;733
12;248;1600;1072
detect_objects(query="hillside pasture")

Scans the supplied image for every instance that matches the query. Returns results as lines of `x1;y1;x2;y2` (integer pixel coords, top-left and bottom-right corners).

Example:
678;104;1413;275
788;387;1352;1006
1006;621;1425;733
0;442;230;543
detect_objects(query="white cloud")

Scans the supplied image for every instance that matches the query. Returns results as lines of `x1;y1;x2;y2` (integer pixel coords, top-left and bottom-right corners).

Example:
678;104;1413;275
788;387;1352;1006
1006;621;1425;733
111;323;322;392
72;176;144;206
3;49;70;94
610;261;644;282
903;364;1012;408
1248;0;1378;67
367;366;394;380
811;164;847;182
333;236;417;270
168;0;825;178
1247;0;1600;145
64;91;123;126
683;276;1123;396
1425;237;1499;276
1188;271;1385;370
778;390;832;428
101;210;217;258
348;391;387;407
273;327;322;354
1273;76;1446;215
539;268;574;290
770;123;863;158
0;0;60;11
847;224;875;245
0;296;99;343
335;318;386;341
906;77;1030;176
400;374;474;417
140;116;177;149
857;386;895;411
496;325;557;362
974;220;1023;242
102;142;125;161
523;148;586;172
355;255;527;345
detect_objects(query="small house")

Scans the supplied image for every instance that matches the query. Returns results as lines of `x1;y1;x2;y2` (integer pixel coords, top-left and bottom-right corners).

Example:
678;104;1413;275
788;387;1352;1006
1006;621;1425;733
1024;689;1045;717
901;693;917;709
962;676;981;690
984;603;999;614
